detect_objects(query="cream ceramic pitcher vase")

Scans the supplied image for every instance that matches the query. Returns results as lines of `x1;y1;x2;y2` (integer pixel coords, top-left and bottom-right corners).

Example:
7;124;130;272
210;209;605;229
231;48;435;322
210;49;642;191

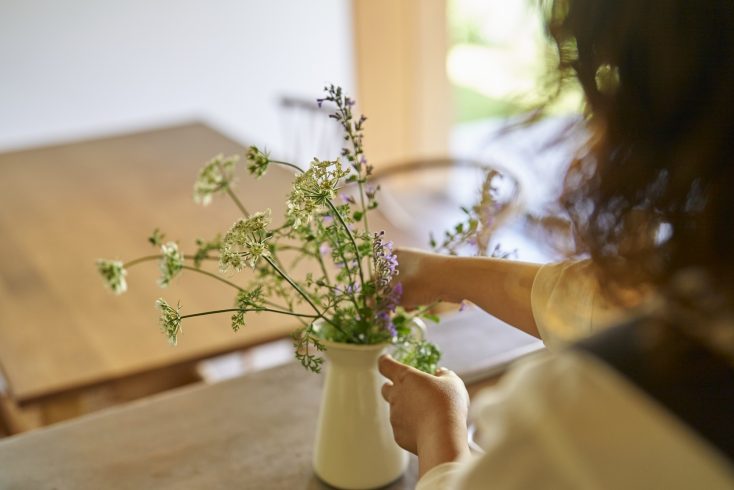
312;339;408;489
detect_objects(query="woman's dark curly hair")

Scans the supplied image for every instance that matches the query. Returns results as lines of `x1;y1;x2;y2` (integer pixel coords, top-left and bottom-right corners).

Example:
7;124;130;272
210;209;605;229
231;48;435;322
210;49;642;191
544;0;734;298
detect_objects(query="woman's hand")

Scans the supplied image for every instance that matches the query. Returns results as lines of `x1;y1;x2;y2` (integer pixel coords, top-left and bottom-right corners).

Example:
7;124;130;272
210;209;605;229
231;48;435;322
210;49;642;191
395;248;448;309
379;354;470;477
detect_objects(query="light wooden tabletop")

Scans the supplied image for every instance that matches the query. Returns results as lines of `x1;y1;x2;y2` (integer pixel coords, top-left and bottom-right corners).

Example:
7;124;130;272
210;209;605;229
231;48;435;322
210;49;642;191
0;307;543;489
0;123;418;407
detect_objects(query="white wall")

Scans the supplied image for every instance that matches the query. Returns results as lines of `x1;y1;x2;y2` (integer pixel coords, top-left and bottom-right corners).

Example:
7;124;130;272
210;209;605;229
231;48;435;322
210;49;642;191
0;0;354;156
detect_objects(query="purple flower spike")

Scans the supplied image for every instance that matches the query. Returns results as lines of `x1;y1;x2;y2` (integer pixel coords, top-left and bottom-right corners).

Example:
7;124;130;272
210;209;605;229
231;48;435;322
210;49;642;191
386;319;397;338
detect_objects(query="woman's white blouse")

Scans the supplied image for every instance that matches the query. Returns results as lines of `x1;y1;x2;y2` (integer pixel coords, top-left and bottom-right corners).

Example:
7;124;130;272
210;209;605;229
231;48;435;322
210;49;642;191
417;352;734;489
530;260;622;350
416;261;734;489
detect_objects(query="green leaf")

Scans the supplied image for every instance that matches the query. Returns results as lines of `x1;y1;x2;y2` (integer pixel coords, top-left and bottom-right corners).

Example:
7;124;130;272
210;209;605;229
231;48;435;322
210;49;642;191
148;228;166;247
421;313;440;324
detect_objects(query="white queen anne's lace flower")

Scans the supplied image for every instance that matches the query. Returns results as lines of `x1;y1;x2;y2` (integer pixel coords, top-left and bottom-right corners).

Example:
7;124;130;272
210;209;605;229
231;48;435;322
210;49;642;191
220;210;272;272
246;146;270;179
287;159;348;227
158;242;184;287
96;259;128;294
156;298;182;345
193;154;240;205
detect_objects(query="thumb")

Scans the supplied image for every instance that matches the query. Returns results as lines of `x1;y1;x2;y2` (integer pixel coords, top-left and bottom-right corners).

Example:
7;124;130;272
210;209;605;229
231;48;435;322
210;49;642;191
379;354;408;381
435;366;459;378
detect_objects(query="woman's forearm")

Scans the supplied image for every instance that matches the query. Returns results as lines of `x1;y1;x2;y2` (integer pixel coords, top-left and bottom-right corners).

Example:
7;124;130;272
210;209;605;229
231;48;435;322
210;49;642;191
429;256;541;337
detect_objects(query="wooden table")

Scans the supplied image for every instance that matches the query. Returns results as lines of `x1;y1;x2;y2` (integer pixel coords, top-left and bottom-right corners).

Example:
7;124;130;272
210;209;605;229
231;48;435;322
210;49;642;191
0;123;428;431
0;307;543;488
0;122;507;433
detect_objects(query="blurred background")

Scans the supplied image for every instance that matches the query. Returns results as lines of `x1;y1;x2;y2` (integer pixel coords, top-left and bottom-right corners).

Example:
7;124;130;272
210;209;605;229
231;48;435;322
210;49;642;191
0;0;580;167
0;0;580;435
1;0;583;258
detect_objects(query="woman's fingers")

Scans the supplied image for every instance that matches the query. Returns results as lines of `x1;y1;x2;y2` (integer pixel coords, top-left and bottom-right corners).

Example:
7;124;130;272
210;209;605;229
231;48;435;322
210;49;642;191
378;354;406;381
381;381;393;402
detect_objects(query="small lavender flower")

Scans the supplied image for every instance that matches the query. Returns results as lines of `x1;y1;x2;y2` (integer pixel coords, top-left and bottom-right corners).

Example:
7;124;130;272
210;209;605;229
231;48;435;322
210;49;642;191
372;230;403;337
158;242;184;287
319;243;332;256
193;154;240;205
377;310;397;338
96;259;128;294
375;283;402;338
380;283;403;319
365;185;378;200
156;298;182;345
344;282;360;295
373;231;399;293
220;210;272;272
246;146;270;179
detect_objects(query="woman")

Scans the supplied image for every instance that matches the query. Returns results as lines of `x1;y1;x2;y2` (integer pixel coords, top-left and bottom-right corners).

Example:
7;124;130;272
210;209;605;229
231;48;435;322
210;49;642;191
380;0;734;487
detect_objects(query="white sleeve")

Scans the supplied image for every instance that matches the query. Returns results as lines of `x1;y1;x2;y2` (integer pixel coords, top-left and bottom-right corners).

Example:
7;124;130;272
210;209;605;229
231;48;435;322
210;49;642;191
416;352;734;489
530;260;619;350
415;462;466;490
414;354;585;490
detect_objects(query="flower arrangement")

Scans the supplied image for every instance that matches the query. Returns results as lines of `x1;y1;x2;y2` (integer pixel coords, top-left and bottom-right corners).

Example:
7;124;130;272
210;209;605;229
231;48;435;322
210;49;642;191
97;85;440;374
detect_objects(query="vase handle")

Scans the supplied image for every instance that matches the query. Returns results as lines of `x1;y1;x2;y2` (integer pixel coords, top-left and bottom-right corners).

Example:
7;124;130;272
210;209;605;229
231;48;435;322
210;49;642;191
410;317;427;341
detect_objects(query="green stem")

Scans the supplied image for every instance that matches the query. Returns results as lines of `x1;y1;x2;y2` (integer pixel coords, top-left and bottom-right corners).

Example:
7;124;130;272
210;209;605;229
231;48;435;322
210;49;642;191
180;265;288;311
313;244;332;286
263;256;322;316
181;307;318;320
274;244;308;253
326;221;357;297
270;159;304;174
226;187;250;217
325;200;366;289
263;255;354;340
123;255;162;268
181;265;244;291
357;181;373;278
124;255;219;268
408;301;441;319
124;255;289;310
